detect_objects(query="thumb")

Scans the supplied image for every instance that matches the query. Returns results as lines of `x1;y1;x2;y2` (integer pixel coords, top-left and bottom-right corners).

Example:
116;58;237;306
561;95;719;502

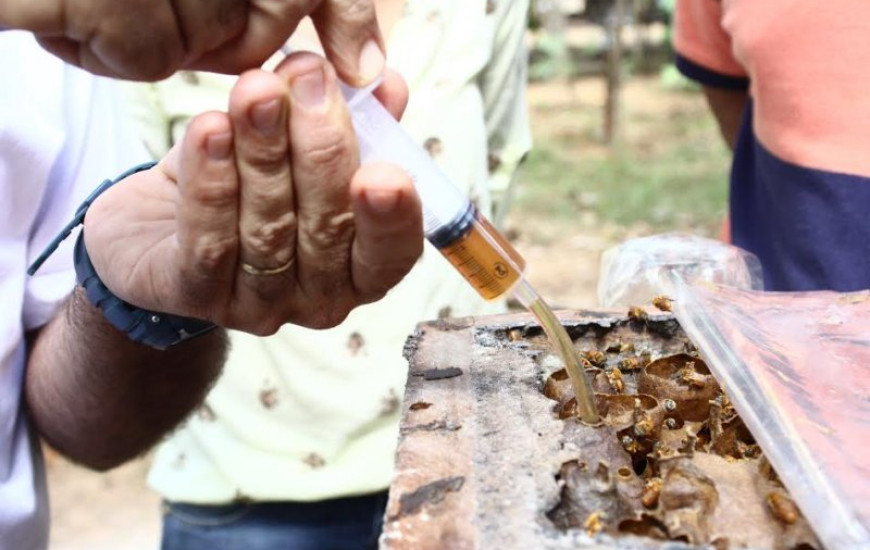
0;2;63;32
311;0;386;87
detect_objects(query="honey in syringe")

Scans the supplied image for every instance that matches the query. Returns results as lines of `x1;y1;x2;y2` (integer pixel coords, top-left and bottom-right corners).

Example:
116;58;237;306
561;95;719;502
434;205;600;423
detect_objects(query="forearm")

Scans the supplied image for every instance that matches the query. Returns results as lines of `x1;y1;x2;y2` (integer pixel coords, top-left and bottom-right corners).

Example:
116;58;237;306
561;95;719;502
25;287;227;471
702;85;749;151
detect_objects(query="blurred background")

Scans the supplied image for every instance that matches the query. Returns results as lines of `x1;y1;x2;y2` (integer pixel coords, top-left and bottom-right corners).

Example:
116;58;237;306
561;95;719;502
48;1;730;547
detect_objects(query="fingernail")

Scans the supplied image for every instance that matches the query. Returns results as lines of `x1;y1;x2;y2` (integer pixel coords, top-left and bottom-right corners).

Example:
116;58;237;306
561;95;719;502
364;189;400;214
290;67;326;109
206;132;232;160
359;40;385;84
250;99;281;133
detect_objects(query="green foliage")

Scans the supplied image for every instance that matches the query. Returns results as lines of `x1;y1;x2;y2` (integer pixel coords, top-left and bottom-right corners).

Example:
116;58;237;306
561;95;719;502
657;0;675;14
514;87;730;235
528;33;572;82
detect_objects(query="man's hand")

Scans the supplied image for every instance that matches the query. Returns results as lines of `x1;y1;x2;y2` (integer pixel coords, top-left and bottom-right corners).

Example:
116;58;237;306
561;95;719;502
0;0;385;83
82;52;422;335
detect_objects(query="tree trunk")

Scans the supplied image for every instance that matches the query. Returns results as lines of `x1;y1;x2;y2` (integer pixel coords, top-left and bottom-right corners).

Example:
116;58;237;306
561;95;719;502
603;0;627;144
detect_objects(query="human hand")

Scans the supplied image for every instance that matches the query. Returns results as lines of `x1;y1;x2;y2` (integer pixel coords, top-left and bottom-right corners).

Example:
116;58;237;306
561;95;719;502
0;0;385;83
82;52;422;334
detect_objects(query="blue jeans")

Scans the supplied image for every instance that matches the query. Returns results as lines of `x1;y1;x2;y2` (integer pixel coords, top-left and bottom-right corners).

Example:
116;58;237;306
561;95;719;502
160;492;388;550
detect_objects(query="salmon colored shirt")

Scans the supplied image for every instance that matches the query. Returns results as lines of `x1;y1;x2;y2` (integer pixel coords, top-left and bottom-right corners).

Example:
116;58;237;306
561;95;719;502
675;0;870;291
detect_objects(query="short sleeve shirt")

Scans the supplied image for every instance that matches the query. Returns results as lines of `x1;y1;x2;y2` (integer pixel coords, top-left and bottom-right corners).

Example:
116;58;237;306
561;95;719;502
130;0;533;503
675;0;870;291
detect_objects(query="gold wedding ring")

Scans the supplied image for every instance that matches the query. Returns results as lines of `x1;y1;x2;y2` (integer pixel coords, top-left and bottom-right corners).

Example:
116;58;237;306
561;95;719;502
241;259;294;276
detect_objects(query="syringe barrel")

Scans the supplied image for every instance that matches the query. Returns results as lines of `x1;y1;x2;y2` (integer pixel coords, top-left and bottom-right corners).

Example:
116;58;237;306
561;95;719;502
341;82;470;241
342;81;527;301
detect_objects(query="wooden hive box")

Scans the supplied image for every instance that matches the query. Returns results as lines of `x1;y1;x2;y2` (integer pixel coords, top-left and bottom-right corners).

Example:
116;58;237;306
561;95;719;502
379;310;819;550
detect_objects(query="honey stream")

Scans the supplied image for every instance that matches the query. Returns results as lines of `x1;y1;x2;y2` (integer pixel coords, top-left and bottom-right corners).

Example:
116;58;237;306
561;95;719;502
529;299;600;424
439;217;600;423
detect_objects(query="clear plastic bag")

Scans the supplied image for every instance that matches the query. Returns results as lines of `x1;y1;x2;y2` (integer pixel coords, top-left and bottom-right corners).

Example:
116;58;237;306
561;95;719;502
673;283;870;550
597;233;763;307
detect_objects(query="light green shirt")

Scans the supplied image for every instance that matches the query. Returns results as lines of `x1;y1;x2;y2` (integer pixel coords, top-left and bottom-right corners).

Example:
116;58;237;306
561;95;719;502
123;0;531;503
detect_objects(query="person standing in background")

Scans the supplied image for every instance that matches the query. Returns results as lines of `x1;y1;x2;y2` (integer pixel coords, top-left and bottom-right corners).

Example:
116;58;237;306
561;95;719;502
122;1;532;549
674;0;870;291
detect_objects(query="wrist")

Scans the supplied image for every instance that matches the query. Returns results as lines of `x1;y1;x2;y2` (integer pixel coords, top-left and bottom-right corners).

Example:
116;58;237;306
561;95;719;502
74;229;217;350
29;161;217;350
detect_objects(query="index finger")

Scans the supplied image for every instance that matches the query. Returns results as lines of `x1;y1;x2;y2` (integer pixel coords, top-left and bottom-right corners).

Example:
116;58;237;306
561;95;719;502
173;112;241;314
188;0;385;87
311;0;386;87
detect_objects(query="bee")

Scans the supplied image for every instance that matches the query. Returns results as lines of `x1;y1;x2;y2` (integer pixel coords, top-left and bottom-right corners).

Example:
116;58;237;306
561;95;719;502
628;306;648;322
738;442;761;459
606;368;625;394
633;416;655;437
584;511;606;536
767;493;799;525
651;295;673;312
584;350;607;367
618;357;642;371
642;478;663;509
714;393;736;417
679;432;698;456
608;342;638;354
632;399;654;436
678;364;707;389
621;435;642;454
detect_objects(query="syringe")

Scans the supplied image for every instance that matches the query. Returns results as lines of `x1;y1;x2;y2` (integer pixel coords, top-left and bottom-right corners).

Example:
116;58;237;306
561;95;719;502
342;81;600;423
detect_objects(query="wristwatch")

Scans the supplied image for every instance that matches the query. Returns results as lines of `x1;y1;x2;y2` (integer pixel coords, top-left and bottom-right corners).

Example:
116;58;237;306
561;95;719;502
28;162;217;350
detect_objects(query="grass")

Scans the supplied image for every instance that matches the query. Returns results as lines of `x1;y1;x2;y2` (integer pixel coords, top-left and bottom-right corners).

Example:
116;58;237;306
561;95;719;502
513;76;731;238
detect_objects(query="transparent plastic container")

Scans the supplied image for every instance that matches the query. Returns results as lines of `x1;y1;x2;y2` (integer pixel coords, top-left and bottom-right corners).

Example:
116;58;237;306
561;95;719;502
597;233;763;308
672;283;870;550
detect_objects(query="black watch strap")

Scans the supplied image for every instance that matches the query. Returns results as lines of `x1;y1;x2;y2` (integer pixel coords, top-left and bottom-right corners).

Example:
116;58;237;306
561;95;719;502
28;162;217;350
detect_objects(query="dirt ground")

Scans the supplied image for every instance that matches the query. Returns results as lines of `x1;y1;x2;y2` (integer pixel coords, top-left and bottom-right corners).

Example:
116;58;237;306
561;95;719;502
46;71;718;549
47;455;160;550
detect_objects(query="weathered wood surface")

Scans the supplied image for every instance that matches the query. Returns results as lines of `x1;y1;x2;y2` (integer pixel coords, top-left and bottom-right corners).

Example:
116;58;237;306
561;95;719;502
380;310;697;550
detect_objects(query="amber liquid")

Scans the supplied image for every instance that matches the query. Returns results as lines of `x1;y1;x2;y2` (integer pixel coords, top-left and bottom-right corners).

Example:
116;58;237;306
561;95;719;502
529;299;600;423
438;218;600;423
438;216;526;301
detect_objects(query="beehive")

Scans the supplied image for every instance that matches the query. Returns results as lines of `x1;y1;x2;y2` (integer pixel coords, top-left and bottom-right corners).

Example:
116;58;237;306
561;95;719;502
380;310;819;550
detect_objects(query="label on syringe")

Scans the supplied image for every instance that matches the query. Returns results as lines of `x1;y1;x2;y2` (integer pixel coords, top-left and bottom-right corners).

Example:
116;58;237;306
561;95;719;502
438;215;526;301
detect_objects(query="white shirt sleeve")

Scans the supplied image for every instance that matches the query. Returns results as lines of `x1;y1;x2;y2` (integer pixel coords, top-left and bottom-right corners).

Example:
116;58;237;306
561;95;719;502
1;34;150;331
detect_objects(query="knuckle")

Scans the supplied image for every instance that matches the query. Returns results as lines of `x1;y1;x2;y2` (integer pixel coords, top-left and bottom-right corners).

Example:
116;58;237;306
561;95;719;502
191;236;236;271
332;0;376;23
189;179;237;209
243;212;297;255
300;212;355;251
239;140;289;177
301;138;351;170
